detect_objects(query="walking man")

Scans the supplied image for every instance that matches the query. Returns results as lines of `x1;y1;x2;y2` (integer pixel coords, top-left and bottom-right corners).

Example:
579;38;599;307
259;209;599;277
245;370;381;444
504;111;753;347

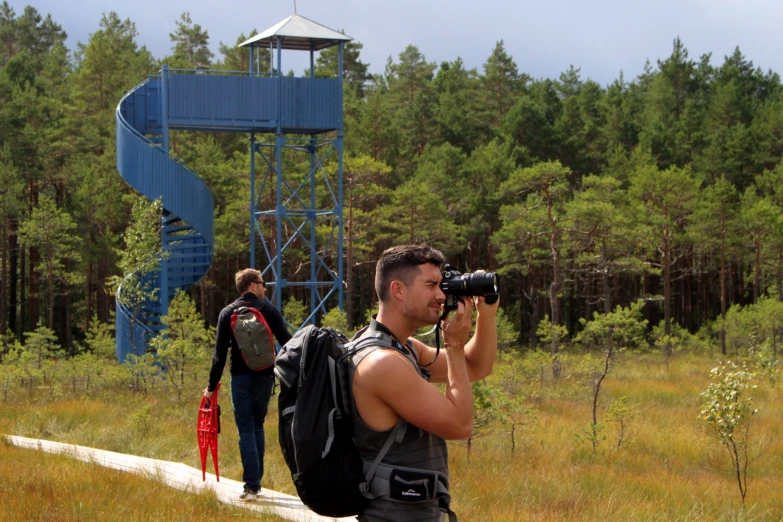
204;269;292;501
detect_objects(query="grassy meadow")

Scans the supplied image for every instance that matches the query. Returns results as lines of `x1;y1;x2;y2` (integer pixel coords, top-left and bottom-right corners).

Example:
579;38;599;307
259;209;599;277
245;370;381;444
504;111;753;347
2;350;783;521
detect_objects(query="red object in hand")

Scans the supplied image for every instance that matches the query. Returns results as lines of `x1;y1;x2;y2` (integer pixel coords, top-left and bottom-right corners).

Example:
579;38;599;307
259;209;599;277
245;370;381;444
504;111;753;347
198;382;221;481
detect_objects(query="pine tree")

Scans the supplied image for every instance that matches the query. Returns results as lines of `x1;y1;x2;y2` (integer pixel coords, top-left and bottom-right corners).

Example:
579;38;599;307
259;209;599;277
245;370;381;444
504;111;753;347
0;145;23;335
169;12;213;69
629;164;699;345
479;40;526;129
217;31;268;73
690;177;739;354
0;3;66;67
18;196;82;332
314;35;371;96
495;161;572;375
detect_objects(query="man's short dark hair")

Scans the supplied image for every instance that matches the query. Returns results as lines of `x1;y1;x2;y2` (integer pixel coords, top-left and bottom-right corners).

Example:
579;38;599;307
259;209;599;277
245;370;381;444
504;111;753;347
375;245;445;302
235;268;262;294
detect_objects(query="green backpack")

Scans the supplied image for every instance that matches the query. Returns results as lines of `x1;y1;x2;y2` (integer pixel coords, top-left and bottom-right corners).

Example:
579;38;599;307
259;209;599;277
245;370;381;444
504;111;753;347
230;305;275;370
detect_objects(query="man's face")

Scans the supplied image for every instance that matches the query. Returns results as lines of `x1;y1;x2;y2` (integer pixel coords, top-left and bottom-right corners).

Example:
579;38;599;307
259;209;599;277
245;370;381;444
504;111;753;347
400;263;446;327
250;277;266;299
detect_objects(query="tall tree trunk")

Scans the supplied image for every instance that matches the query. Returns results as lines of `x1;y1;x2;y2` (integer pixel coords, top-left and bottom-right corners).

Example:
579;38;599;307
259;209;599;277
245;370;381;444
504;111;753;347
663;233;673;369
28;244;38;330
602;239;611;314
685;252;692;330
345;181;354;329
28;185;38;330
65;291;72;352
200;278;207;321
19;244;25;334
777;250;783;302
548;199;562;377
97;255;109;323
663;235;672;337
1;220;6;334
720;232;727;355
754;241;761;303
550;240;561;377
8;220;17;336
528;272;538;346
85;229;94;328
48;257;54;330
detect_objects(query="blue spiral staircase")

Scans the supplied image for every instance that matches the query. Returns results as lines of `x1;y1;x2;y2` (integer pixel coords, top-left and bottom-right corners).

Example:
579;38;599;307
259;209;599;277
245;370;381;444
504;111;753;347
114;70;345;362
115;73;215;362
114;16;351;362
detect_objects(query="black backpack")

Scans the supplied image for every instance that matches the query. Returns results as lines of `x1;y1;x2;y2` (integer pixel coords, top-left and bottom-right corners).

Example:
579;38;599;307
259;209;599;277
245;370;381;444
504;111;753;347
274;325;395;517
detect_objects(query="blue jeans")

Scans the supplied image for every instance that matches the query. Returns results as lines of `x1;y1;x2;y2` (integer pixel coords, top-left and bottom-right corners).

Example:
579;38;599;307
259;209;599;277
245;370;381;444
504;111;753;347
230;373;274;492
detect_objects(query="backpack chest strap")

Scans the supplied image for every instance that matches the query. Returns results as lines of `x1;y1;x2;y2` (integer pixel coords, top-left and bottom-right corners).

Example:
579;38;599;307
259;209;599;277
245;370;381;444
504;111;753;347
360;459;453;516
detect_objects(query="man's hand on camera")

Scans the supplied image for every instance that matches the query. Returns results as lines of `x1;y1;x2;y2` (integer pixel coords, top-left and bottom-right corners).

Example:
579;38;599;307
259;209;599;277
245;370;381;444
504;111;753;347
442;297;472;346
471;270;500;316
474;294;499;316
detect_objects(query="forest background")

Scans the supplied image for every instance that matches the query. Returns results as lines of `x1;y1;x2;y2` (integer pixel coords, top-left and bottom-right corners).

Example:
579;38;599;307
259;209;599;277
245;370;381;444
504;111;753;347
6;4;783;519
3;3;783;356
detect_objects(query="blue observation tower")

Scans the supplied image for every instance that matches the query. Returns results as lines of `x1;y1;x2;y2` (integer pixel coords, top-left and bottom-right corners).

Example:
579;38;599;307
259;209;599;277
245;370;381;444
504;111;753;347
115;14;351;362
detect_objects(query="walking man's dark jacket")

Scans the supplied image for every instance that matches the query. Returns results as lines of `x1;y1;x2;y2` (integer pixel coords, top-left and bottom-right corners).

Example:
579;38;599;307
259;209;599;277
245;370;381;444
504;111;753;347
207;292;292;390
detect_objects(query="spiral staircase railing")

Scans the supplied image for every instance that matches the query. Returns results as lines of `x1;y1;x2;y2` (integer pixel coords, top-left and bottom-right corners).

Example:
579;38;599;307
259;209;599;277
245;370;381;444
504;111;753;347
115;77;214;362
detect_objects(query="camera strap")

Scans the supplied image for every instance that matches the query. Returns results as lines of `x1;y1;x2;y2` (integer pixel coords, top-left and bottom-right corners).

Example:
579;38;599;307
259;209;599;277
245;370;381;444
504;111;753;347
421;308;450;368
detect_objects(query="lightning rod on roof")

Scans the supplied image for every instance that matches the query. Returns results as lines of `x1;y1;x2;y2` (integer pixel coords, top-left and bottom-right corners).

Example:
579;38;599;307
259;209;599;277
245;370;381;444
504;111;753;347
294;1;297;14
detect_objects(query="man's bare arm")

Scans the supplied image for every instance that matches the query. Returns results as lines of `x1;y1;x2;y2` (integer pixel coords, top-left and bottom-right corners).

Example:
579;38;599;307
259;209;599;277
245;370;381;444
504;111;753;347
414;294;499;384
355;300;474;440
357;349;472;440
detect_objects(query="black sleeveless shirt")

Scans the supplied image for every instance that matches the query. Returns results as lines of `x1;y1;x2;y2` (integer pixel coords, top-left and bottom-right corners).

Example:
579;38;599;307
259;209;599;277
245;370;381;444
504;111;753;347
349;319;449;522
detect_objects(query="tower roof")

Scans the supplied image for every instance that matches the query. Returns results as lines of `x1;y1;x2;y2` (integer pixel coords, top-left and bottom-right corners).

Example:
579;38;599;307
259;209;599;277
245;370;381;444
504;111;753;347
239;14;352;51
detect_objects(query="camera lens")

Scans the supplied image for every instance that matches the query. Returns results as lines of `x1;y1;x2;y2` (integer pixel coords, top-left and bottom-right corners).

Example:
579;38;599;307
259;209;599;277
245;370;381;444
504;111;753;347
463;272;498;295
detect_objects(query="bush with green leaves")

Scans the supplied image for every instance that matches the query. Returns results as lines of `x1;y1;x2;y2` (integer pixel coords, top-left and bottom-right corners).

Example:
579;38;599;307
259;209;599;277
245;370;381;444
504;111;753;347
468;380;501;458
122;353;165;395
495;307;520;350
573;300;647;453
718;297;783;355
150;290;214;403
321;306;351;335
493;385;537;454
130;403;153;436
0;341;23;402
108;196;166;357
752;340;779;388
283;297;307;334
699;361;759;505
605;396;637;450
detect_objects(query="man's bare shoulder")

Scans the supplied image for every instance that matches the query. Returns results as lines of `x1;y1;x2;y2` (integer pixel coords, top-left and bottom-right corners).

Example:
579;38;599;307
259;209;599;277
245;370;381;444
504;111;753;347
354;347;417;378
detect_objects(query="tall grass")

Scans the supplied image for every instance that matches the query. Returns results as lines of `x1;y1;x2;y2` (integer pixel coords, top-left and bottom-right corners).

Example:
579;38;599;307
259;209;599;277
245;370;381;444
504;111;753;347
0;440;286;521
2;351;782;521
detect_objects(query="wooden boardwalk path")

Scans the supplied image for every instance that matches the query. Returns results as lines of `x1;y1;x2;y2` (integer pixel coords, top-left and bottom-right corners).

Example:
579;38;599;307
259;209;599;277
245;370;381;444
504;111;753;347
6;435;355;522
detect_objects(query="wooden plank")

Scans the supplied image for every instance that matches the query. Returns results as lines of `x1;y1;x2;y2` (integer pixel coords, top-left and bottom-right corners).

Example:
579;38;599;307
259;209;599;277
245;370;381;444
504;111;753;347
5;435;355;522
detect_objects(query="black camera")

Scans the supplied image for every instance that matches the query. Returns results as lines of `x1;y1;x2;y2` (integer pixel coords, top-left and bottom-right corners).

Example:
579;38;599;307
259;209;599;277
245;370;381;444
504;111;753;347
440;264;499;312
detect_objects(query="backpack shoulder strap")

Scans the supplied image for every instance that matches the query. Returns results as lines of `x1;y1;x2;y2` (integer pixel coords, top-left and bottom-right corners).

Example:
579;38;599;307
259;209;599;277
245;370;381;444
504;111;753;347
359;417;406;497
346;331;418;372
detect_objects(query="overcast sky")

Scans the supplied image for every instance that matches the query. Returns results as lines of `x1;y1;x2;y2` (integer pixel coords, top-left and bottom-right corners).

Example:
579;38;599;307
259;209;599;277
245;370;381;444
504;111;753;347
9;0;783;85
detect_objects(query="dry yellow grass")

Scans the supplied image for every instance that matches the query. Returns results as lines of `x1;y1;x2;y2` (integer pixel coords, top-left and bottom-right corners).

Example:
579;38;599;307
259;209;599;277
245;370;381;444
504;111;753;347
444;353;783;521
2;351;783;521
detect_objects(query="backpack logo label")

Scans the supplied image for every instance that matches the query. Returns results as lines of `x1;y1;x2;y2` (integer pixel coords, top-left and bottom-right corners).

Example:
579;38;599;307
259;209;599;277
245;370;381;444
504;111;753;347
401;489;421;497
